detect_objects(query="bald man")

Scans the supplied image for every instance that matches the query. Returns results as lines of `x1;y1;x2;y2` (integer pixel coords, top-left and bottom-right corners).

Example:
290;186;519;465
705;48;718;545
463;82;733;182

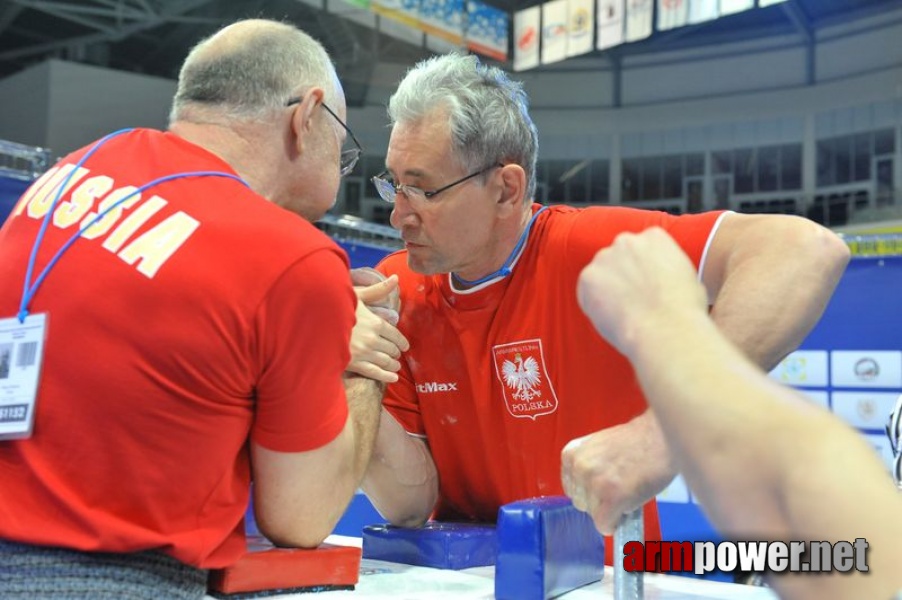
0;19;397;599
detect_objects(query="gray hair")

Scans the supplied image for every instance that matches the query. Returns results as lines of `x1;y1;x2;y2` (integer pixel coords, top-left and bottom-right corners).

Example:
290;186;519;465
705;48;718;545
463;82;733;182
170;19;336;123
387;53;538;202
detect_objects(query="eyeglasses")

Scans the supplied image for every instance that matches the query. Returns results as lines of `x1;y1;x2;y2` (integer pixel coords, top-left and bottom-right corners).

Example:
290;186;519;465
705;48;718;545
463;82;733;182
372;163;503;204
285;97;363;176
886;394;902;489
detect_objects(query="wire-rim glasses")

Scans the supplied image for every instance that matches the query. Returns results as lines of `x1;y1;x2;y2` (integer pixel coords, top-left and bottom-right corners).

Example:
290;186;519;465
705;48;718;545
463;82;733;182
285;97;362;176
371;163;503;204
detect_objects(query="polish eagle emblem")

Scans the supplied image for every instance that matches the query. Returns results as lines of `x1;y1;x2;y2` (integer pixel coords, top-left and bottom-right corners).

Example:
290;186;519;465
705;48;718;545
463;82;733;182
501;353;542;402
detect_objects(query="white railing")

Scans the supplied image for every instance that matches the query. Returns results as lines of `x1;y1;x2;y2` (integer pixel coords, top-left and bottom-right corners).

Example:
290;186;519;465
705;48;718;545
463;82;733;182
0;139;52;182
317;213;403;251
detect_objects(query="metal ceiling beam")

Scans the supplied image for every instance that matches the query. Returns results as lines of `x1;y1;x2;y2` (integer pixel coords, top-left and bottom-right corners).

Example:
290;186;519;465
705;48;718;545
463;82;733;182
610;53;621;108
134;19;221;72
0;3;25;38
780;0;815;85
10;0;121;34
317;10;361;65
0;0;218;61
12;0;150;20
131;0;155;12
780;0;813;41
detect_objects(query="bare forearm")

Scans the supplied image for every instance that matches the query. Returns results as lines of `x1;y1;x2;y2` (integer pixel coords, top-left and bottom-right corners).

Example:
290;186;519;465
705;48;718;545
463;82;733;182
638;325;902;600
629;312;902;549
360;409;438;527
577;226;900;599
344;375;385;480
252;422;364;548
250;379;384;548
628;313;799;537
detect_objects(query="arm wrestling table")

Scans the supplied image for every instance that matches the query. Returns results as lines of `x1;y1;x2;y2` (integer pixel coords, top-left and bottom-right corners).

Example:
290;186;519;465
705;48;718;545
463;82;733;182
203;535;778;600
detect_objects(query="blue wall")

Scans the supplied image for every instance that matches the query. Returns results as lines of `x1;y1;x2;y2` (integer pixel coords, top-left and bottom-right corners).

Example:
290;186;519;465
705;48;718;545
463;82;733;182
336;241;393;269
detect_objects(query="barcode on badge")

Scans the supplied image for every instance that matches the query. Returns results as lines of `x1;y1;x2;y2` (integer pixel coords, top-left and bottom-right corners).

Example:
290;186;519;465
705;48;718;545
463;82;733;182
16;342;38;368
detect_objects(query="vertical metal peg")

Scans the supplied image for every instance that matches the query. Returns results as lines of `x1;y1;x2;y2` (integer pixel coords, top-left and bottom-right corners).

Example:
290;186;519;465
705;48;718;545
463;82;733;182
613;508;644;600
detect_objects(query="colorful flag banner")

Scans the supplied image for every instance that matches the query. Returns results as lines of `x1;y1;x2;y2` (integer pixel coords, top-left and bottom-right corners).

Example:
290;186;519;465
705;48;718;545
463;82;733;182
466;0;509;61
657;0;687;31
513;6;541;71
419;0;465;44
567;0;594;57
372;0;420;28
625;0;652;43
542;0;569;65
596;0;624;51
688;0;718;24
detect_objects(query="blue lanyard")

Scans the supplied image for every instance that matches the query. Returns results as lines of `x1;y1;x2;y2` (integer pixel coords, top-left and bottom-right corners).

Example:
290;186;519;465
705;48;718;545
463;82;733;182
452;205;549;288
18;128;249;322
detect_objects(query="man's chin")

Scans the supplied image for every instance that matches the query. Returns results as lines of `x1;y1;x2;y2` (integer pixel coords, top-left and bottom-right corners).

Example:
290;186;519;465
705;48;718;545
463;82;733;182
406;255;444;276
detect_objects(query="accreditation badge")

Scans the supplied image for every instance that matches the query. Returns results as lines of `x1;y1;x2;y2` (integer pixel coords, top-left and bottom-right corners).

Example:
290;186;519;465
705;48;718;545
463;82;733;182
0;313;48;440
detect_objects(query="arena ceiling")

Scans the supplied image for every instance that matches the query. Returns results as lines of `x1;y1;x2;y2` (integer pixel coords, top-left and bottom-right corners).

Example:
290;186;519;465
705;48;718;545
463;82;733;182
0;0;896;106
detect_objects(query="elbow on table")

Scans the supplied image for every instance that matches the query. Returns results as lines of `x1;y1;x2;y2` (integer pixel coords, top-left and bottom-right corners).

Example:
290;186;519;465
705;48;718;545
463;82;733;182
256;516;337;550
366;485;437;529
388;512;432;529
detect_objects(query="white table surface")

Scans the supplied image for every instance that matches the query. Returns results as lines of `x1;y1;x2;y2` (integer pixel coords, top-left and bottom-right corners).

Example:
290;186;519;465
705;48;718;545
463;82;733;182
205;535;778;600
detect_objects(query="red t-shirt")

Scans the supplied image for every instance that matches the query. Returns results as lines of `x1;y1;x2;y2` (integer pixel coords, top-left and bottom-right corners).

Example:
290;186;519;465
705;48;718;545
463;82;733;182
0;129;355;568
378;204;725;564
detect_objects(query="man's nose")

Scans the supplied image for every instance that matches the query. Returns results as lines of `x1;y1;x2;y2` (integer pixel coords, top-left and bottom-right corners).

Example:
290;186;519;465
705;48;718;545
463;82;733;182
389;190;418;230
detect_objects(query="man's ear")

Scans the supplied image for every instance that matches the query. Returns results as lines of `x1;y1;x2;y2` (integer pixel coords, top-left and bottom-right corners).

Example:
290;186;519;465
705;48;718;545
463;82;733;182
497;163;528;215
289;87;325;155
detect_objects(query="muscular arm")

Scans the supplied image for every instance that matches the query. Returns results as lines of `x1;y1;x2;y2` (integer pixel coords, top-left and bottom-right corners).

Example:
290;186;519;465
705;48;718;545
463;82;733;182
562;213;849;537
579;229;902;600
344;269;435;526
702;213;850;370
249;252;384;548
630;300;902;600
251;376;381;547
360;408;438;527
